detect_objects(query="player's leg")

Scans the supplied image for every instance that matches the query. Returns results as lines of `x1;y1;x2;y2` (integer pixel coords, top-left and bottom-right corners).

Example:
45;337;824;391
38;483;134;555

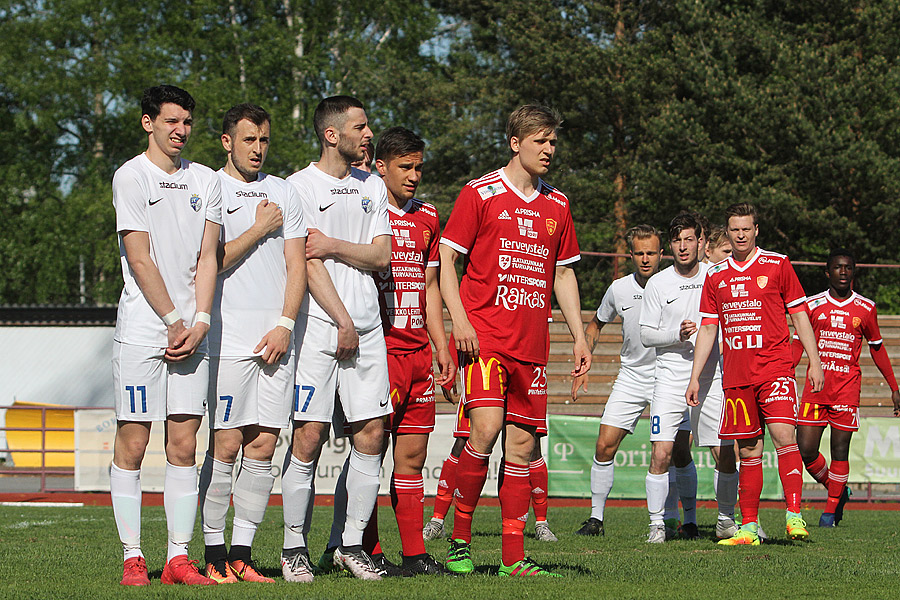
798;401;830;486
199;427;241;583
424;435;466;540
672;427;698;539
393;432;443;573
577;424;627;536
529;442;556;542
822;408;856;526
498;422;545;575
646;392;681;543
764;377;807;540
711;443;739;539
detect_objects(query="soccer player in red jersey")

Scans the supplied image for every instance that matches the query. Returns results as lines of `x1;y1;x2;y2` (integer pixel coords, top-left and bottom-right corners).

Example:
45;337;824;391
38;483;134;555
686;202;824;545
439;105;590;577
793;249;900;527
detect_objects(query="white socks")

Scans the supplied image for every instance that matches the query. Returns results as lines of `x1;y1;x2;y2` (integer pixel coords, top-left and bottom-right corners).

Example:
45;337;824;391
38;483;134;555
646;472;669;525
282;453;315;549
715;469;739;520
164;462;199;562
232;458;274;548
199;455;233;547
676;462;698;525
110;463;143;561
589;458;614;521
343;448;382;548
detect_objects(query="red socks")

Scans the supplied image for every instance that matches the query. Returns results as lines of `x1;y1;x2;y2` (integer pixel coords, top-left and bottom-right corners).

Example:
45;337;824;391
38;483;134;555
433;455;459;521
529;457;549;522
803;452;829;484
499;461;530;567
776;444;803;513
450;443;490;543
739;456;763;524
391;473;426;557
825;460;849;514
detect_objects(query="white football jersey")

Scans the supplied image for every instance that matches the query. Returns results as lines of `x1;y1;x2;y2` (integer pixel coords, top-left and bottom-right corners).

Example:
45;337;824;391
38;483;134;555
596;274;655;379
113;154;223;347
641;263;719;386
209;170;307;357
286;163;390;332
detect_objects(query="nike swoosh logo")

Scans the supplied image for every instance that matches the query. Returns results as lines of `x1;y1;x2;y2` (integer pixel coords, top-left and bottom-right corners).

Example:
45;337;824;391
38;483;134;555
226;206;241;214
621;306;633;311
149;198;163;205
319;203;336;212
379;396;389;407
666;298;677;304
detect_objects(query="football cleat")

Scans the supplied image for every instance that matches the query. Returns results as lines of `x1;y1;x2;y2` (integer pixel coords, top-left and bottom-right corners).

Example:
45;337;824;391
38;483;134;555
835;486;852;524
535;522;559;542
646;523;666;544
161;555;217;585
333;547;382;581
423;518;446;541
120;556;150;586
786;514;809;541
205;560;238;584
281;549;314;583
401;553;448;575
679;522;700;540
314;547;337;575
575;517;604;536
498;557;562;577
717;522;760;546
757;522;768;541
371;553;411;577
445;539;474;574
716;517;738;540
230;559;274;583
819;512;836;528
663;518;679;540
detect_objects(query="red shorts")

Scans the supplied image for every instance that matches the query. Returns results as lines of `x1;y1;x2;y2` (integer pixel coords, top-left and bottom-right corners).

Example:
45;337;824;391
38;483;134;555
461;352;547;429
720;376;798;440
385;345;436;434
453;396;548;437
798;401;859;432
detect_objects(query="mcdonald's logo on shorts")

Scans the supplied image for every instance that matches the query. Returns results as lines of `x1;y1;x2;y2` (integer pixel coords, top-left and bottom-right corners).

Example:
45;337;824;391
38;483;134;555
466;356;505;396
725;396;751;426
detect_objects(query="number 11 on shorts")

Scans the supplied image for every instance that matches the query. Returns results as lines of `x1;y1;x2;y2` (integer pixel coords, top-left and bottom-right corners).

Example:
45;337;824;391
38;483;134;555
125;385;147;414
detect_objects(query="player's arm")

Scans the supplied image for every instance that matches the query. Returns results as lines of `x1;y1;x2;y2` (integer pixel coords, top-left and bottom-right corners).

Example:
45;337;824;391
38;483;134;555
686;321;718;406
440;243;478;358
790;335;804;369
790;309;824;393
167;220;220;361
255;237;307;365
555;265;592;401
218;199;284;272
868;342;900;415
121;230;188;349
425;265;455;386
305;230;391;271
306;257;358;361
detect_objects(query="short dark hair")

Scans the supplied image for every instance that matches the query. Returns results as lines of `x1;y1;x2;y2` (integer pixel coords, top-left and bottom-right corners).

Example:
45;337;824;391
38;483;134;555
725;202;759;226
506;104;563;145
222;103;270;137
669;211;701;242
141;85;195;121
625;224;661;253
313;95;364;144
827;248;856;269
691;211;710;240
375;127;425;162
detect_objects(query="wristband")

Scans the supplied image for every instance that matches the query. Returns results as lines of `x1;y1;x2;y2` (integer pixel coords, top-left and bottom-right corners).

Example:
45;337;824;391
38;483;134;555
195;311;211;325
162;309;181;326
277;316;295;331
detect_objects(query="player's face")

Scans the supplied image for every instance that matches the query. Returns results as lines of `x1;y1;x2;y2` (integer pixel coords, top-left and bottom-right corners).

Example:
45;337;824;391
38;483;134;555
336;107;374;164
706;240;733;263
726;215;758;256
143;102;192;158
630;236;662;279
223;118;270;181
512;128;557;177
376;152;424;204
827;255;855;294
670;227;700;269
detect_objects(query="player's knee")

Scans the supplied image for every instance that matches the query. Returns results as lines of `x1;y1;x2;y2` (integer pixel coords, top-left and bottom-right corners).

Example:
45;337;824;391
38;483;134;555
292;422;328;461
351;419;385;455
595;438;619;462
469;423;501;453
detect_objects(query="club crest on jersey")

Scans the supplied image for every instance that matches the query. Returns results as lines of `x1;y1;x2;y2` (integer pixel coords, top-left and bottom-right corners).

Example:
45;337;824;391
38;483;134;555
361;196;372;213
423;230;431;245
498;255;511;270
852;316;862;328
190;194;202;212
477;182;507;199
546;218;557;235
756;275;768;289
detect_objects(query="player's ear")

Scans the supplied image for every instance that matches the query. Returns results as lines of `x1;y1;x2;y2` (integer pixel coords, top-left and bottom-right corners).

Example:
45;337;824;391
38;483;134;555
509;136;520;154
323;125;339;147
221;133;233;153
375;158;387;176
141;114;153;134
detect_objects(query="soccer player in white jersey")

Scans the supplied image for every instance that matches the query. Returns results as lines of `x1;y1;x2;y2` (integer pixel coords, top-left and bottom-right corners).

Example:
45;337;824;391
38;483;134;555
197;104;307;584
280;96;392;582
110;85;221;586
572;225;662;537
639;213;719;543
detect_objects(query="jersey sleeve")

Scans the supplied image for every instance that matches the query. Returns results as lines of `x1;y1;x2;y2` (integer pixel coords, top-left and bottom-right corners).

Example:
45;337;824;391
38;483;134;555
372;180;392;238
639;277;663;330
862;304;884;345
289;177;318;231
440;185;481;254
204;173;223;225
780;258;807;313
112;166;149;233
426;210;441;268
596;283;617;323
556;207;581;266
283;184;307;240
699;271;720;323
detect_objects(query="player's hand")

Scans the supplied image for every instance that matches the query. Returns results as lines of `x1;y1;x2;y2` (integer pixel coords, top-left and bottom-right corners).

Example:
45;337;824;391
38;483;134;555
571;373;588;401
571;339;591;378
335;322;359;361
305;229;335;260
165;319;188;351
808;361;825;393
452;320;479;360
255;325;291;365
434;344;456;387
441;382;460;404
685;379;701;407
165;323;208;361
252;198;283;236
679;320;698;342
892;389;900;417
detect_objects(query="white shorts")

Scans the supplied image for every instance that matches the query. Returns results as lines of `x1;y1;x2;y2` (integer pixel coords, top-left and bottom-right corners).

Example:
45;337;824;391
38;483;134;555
650;385;690;443
600;368;652;434
293;315;391;424
208;354;295;430
112;340;208;422
690;378;725;447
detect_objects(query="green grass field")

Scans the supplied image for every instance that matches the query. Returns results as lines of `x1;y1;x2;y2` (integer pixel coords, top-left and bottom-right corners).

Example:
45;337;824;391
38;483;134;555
1;503;897;599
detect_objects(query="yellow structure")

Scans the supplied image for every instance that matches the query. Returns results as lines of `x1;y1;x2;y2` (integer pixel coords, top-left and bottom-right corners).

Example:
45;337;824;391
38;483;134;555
5;401;74;468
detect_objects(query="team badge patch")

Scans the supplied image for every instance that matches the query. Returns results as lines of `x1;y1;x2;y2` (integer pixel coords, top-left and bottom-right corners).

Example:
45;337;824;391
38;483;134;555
190;194;202;212
361;196;372;213
756;275;768;289
546;218;557;235
852;316;862;328
477;182;507;200
423;230;431;245
498;255;511;270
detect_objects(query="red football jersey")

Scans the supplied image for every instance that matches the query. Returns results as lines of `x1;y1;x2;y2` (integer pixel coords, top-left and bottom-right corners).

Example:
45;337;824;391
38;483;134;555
376;199;440;353
440;168;580;364
699;248;807;388
800;290;882;406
